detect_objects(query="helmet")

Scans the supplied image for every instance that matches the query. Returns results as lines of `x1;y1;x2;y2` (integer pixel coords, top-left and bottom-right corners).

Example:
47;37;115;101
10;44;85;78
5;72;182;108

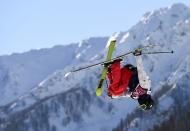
138;94;154;110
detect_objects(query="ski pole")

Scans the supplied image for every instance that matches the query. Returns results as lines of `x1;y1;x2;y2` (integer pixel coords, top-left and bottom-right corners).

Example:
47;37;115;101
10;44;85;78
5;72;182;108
142;50;174;55
66;50;174;74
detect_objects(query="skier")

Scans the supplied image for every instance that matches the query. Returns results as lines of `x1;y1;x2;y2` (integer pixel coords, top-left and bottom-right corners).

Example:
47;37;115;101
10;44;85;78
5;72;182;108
105;49;154;110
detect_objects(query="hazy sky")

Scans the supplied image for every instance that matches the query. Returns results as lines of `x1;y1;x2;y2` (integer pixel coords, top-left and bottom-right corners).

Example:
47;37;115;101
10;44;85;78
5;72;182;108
1;0;190;55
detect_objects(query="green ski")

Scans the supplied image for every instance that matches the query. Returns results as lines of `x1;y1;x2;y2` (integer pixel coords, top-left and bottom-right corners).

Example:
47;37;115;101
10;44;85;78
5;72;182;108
96;40;116;96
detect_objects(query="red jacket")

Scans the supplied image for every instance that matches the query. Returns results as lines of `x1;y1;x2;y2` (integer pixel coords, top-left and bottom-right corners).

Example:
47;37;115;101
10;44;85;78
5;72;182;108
107;61;147;98
107;61;133;96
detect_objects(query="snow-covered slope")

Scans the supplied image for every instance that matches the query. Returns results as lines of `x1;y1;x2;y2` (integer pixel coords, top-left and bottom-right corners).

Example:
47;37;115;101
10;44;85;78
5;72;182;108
1;3;190;131
0;37;108;106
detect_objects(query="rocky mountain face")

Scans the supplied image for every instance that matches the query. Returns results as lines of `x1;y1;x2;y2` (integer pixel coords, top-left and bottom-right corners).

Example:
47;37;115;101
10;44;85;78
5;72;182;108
1;3;190;131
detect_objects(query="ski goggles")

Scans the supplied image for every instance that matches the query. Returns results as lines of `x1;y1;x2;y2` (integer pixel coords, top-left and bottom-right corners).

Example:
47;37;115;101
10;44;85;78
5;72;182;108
140;104;147;110
139;103;153;110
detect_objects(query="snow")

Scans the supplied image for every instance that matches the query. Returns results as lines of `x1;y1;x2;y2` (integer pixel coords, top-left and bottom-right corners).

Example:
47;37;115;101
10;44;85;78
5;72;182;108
158;96;174;111
71;99;137;131
0;44;78;105
119;32;130;43
64;72;72;78
0;37;108;106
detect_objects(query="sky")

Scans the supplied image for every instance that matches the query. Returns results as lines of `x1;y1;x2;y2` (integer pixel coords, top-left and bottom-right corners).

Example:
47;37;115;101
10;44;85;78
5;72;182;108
0;0;190;55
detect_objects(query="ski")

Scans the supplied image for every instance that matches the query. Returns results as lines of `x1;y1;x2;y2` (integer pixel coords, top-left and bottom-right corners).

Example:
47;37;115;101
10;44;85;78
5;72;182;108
96;40;116;96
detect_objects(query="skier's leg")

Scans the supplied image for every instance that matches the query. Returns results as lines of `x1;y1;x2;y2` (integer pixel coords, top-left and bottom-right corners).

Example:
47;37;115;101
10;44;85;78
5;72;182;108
128;72;139;92
135;56;151;92
108;60;121;85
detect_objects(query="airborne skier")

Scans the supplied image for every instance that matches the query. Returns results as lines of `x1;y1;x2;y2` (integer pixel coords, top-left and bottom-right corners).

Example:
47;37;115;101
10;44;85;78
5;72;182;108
105;49;154;110
66;40;173;110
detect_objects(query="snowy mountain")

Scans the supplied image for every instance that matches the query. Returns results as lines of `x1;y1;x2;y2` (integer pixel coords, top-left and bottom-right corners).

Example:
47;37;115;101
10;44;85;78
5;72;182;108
1;3;190;131
0;37;108;106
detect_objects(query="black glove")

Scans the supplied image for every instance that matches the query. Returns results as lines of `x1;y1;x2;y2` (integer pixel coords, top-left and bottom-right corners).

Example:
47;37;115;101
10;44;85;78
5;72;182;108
104;61;113;67
133;49;142;56
114;58;123;62
104;58;122;67
107;67;112;73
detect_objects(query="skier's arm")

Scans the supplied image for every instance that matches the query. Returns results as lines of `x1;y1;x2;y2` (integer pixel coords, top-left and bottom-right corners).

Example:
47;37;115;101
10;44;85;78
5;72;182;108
135;55;151;94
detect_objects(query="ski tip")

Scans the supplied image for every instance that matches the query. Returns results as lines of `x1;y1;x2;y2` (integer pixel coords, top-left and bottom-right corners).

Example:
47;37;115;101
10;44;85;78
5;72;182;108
171;50;174;53
96;88;102;96
64;72;71;78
